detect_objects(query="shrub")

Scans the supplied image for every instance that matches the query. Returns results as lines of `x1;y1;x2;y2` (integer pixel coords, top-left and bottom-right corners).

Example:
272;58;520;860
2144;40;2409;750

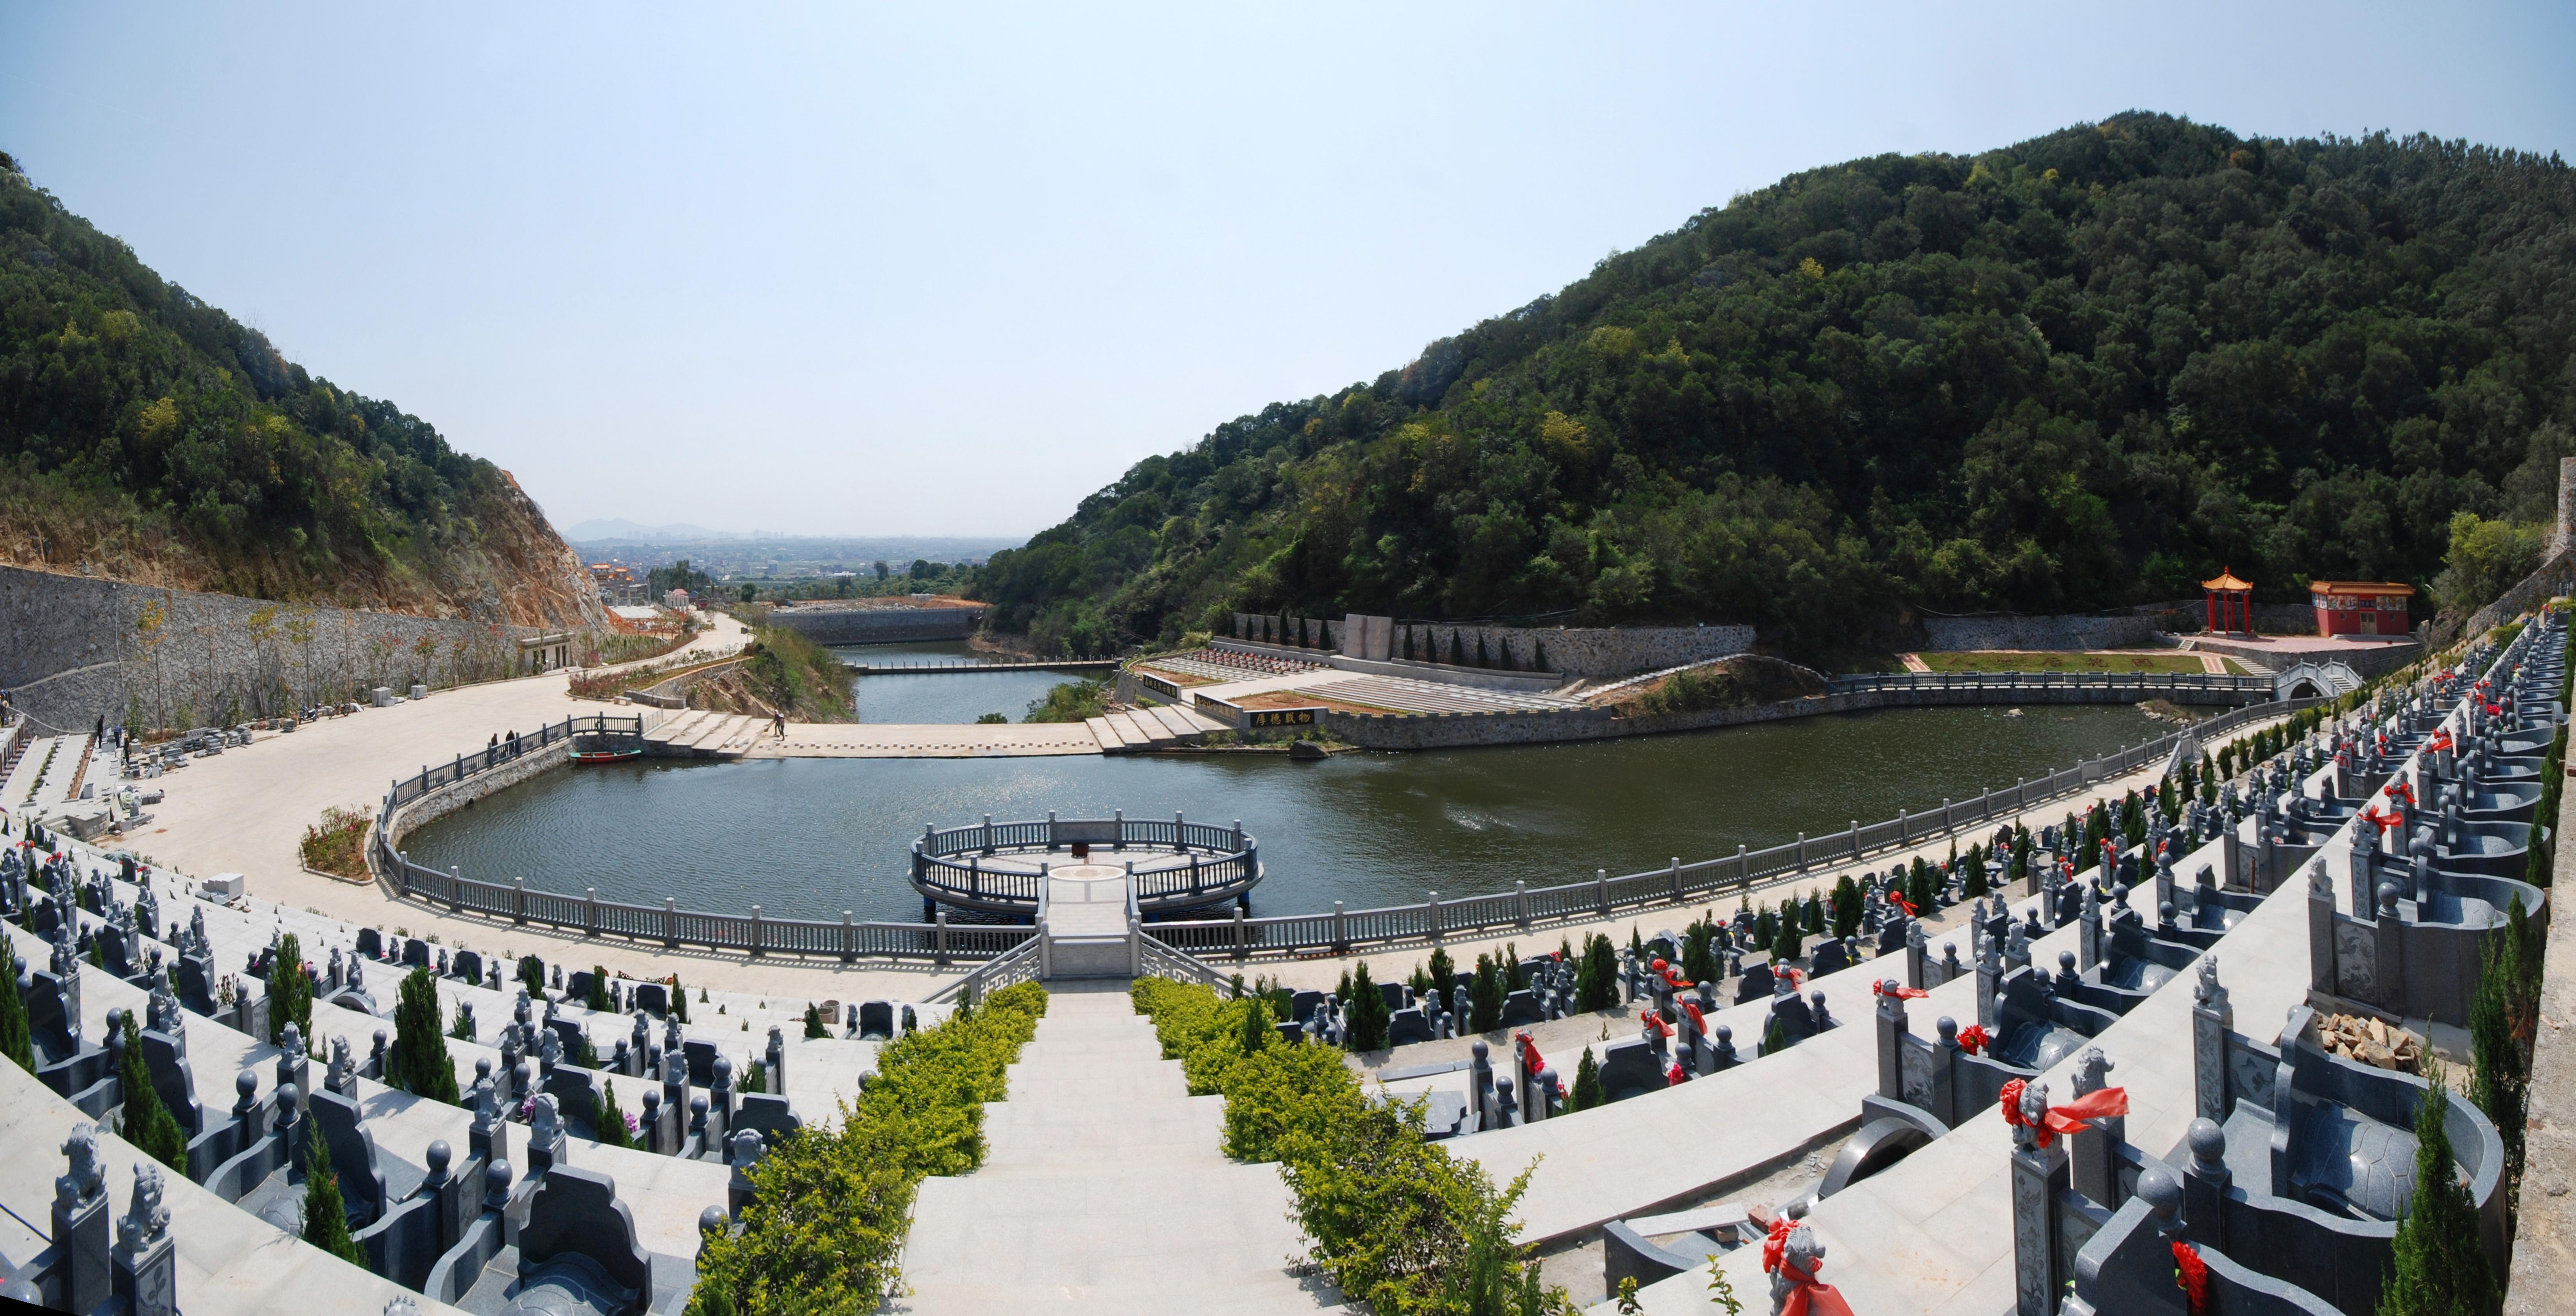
267;933;312;1046
391;966;460;1104
804;1004;828;1039
586;966;611;1013
1344;962;1391;1053
596;1079;634;1150
1469;956;1504;1034
298;805;371;879
688;982;1047;1314
0;939;32;1072
1569;1047;1602;1112
115;1012;188;1172
518;955;546;999
302;1120;369;1268
2375;1070;2494;1314
1574;934;1619;1012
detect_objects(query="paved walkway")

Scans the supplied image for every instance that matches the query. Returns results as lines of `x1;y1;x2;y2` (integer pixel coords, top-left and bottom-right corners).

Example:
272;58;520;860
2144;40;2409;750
2506;782;2576;1311
899;985;1341;1315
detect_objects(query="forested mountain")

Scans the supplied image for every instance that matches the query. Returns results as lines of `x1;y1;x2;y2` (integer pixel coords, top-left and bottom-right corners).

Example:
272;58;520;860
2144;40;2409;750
0;151;597;626
975;113;2576;658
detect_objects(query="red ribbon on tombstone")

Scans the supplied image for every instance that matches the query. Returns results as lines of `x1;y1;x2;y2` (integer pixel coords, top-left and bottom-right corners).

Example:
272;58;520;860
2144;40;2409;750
1889;891;1918;917
1638;1008;1671;1038
1997;1078;2129;1149
1873;981;1929;1000
1665;1060;1687;1086
2172;1240;2209;1316
1515;1031;1545;1079
1760;1216;1857;1316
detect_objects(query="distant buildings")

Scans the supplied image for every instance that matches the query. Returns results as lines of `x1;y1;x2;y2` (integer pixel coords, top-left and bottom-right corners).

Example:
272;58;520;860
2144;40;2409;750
589;562;647;605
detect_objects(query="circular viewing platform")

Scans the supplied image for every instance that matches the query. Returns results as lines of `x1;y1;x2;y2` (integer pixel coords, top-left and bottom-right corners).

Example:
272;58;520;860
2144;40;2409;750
909;811;1261;917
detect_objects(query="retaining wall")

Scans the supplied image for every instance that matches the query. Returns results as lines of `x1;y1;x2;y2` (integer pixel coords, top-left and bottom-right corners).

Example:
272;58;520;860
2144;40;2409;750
1228;613;1753;678
1917;612;2171;651
768;604;986;645
0;565;565;733
378;739;575;874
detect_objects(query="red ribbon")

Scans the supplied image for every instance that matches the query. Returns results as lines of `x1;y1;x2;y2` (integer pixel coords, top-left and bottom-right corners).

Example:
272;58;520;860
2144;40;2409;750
1777;965;1804;992
2172;1240;2209;1315
1997;1079;2129;1148
1638;1008;1671;1038
1873;981;1929;1000
1760;1216;1857;1316
1679;999;1706;1034
2361;805;2406;836
1665;1061;1687;1086
2388;781;2416;807
1889;891;1918;917
1515;1031;1545;1078
1957;1024;1989;1055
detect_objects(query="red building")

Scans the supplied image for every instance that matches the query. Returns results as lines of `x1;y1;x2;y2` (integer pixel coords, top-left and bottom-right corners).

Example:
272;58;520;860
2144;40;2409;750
2309;581;2414;637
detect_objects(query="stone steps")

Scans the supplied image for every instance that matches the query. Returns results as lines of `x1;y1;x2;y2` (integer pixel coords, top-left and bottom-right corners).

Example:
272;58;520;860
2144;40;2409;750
902;987;1337;1315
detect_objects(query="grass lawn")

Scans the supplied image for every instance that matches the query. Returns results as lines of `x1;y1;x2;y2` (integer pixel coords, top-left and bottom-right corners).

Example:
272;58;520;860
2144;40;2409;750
1912;650;2246;675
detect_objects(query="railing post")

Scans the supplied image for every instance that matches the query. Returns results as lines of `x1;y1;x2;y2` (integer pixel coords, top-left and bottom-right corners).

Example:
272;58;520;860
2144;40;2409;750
750;904;762;956
1941;798;1951;833
1897;808;1908;844
450;868;463;915
1796;832;1807;870
1428;891;1442;943
1233;904;1247;961
664;897;678;948
841;911;853;963
514;877;527;925
1849;819;1861;859
1114;808;1124;851
1597;868;1610;917
1334;901;1348;953
935;908;950;966
1735;844;1747;887
1519;881;1533;928
585;887;597;937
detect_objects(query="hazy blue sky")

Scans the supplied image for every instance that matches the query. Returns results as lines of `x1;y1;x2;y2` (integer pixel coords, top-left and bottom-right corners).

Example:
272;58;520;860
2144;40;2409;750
5;3;2571;540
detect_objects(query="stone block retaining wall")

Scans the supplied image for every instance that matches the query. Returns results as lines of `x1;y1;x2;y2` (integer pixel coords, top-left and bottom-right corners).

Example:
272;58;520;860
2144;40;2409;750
767;604;986;645
1917;612;2169;652
1227;613;1754;679
0;564;560;733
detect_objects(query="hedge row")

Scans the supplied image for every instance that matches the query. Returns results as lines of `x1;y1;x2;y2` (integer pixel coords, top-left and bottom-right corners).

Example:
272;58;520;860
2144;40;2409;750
1129;978;1569;1315
687;982;1049;1314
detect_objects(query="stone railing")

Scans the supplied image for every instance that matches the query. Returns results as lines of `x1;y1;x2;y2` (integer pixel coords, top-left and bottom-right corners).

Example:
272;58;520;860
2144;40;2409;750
1148;697;2325;961
371;715;1034;963
1826;670;2275;700
909;812;1260;915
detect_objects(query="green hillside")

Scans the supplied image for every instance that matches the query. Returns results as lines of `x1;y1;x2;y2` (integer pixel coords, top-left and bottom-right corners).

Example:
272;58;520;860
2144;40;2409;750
975;113;2576;658
0;150;591;624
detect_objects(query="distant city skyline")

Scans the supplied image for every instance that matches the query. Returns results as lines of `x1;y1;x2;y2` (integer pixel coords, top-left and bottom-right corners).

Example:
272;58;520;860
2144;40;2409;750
5;2;2571;539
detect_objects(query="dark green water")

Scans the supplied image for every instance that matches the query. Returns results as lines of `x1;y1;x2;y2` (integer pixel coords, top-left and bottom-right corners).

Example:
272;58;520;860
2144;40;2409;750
402;686;2185;922
834;640;1095;724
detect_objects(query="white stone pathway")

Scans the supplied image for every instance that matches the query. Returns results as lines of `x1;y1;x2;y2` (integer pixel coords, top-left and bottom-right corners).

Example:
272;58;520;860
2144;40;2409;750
899;985;1345;1315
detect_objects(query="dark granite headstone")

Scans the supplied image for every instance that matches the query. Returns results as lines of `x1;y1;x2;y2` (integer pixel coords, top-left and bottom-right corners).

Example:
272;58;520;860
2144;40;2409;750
1386;1008;1432;1047
1596;1037;1665;1104
1734;961;1776;1005
450;949;482;985
354;927;381;960
629;981;666;1017
857;1001;894;1039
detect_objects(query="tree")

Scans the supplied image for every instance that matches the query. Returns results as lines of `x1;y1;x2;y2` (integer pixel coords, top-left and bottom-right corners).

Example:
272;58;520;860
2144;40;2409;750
519;955;547;999
1427;946;1456;998
586;965;612;1013
391;966;460;1104
115;1013;188;1172
268;933;312;1046
2432;512;2544;616
2470;895;2537;1194
1575;934;1619;1012
1771;905;1803;963
302;1119;370;1268
1469;956;1504;1033
737;582;758;603
1569;1047;1603;1111
596;1079;633;1150
804;1004;828;1039
1344;962;1391;1052
1237;993;1273;1057
0;939;32;1073
2375;1070;2495;1314
672;973;690;1023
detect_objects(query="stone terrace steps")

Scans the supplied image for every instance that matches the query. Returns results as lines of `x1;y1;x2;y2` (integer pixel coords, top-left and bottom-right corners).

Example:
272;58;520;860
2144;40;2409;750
642;711;764;760
899;986;1342;1316
1083;703;1230;754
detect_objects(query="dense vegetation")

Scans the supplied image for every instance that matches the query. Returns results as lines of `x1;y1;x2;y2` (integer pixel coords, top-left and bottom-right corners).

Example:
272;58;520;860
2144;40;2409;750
1129;978;1569;1315
0;151;584;618
687;982;1047;1314
976;115;2576;659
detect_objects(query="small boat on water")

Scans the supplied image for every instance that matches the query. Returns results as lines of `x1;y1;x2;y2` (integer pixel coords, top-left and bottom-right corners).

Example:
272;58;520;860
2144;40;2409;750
571;734;644;765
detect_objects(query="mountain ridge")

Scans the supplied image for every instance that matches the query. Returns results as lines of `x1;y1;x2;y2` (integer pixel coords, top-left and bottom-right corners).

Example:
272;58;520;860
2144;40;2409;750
971;112;2576;658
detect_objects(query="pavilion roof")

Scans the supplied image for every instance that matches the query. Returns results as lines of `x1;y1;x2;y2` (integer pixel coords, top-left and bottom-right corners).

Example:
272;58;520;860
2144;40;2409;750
2309;580;2415;596
2201;570;2254;592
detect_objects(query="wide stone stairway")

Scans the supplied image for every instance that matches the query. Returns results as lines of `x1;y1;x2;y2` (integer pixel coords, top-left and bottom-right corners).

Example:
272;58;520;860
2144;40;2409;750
900;983;1341;1315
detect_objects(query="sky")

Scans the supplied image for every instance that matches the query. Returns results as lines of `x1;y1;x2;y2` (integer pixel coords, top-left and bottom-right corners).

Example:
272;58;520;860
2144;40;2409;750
4;4;2572;541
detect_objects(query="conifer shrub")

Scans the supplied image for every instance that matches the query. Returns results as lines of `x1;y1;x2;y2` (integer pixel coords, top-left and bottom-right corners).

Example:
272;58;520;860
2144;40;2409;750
586;965;611;1013
302;1120;369;1268
1469;956;1504;1033
1570;1046;1602;1112
391;966;460;1104
804;1004;828;1039
596;1079;634;1150
2374;1071;2494;1314
115;1012;187;1173
267;933;313;1046
0;939;32;1073
1344;962;1391;1052
1574;934;1619;1012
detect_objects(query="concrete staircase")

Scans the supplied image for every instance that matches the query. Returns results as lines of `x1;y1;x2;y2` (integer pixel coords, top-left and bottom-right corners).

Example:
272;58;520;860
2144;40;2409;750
639;711;765;759
1083;702;1233;755
900;985;1339;1315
